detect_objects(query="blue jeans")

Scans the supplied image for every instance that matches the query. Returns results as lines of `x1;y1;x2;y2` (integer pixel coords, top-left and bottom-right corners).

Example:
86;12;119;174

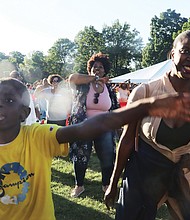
70;131;116;186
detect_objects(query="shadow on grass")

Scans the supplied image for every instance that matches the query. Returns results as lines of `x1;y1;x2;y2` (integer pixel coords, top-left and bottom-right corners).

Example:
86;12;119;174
51;167;74;186
53;193;114;220
51;167;106;201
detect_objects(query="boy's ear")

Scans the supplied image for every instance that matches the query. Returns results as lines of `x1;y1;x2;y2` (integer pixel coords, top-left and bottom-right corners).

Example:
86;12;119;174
20;106;31;122
171;48;175;60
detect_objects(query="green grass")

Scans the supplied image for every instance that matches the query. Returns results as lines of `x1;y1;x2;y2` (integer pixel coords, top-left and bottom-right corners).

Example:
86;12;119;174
51;152;169;220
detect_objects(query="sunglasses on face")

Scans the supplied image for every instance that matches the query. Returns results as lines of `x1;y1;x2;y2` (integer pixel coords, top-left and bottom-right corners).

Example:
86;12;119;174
52;79;59;83
179;48;190;56
93;93;100;104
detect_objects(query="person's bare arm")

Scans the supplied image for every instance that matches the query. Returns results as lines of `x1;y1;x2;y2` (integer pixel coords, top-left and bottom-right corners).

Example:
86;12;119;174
56;100;147;143
104;122;137;209
56;93;190;144
69;73;109;85
68;73;96;85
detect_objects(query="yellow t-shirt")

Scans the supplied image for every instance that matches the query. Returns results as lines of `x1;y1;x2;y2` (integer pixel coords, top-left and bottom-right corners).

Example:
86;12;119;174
0;123;68;220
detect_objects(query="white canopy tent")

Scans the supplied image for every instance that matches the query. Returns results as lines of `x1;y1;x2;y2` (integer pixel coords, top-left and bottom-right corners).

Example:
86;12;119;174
110;59;172;84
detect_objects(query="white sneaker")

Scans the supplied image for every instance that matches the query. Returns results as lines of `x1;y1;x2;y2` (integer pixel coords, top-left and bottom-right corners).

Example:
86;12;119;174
70;186;85;198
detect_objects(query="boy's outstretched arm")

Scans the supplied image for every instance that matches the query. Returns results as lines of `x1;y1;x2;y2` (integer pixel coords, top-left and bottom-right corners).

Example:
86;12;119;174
56;93;190;144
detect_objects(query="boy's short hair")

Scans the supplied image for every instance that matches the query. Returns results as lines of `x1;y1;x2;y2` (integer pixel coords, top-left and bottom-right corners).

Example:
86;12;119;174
0;77;30;107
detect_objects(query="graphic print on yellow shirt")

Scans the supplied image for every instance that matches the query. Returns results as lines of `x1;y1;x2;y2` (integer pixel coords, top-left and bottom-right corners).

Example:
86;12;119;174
0;162;34;205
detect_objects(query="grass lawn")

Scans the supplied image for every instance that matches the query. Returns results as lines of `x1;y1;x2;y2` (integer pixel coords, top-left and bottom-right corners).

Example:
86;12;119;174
51;152;169;220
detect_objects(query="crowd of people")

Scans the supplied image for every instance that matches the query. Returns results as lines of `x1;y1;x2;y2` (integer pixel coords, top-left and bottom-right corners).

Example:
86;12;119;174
1;30;190;219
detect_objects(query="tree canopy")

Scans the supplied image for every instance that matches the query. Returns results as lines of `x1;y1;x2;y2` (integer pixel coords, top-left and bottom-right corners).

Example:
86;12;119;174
142;9;188;67
74;20;143;77
0;9;189;83
102;20;143;76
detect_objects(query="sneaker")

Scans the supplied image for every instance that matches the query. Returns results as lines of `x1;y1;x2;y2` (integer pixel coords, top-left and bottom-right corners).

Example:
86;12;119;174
70;186;85;198
102;185;109;193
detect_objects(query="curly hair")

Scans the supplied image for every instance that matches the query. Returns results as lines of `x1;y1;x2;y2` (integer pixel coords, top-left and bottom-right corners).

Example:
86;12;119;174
47;74;63;85
87;52;111;75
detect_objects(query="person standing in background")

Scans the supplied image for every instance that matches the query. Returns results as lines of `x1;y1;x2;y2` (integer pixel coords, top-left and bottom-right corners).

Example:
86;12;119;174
35;74;72;126
116;82;130;107
34;78;51;123
69;52;120;197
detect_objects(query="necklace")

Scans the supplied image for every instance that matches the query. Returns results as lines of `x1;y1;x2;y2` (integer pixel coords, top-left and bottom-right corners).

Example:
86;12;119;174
95;82;104;88
93;82;104;93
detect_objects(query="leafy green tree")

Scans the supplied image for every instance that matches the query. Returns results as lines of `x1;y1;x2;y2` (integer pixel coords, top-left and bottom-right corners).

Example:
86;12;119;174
0;52;8;61
20;51;47;83
8;51;25;69
0;60;15;78
74;26;106;74
173;18;190;39
0;53;11;77
102;20;143;76
142;9;188;67
181;18;190;31
46;38;75;78
30;51;46;69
